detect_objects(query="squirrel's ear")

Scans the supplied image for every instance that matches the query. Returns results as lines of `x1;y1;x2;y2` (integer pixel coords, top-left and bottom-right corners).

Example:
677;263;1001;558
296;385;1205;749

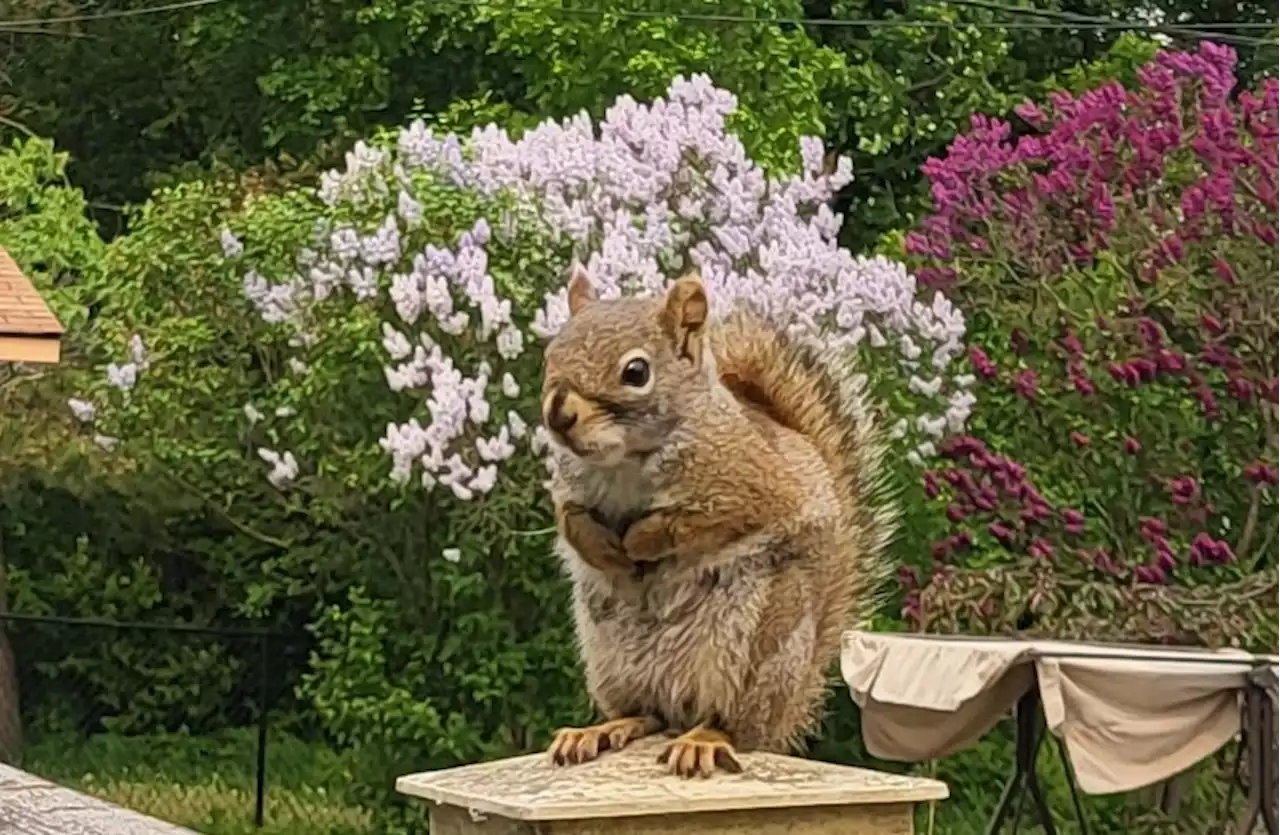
566;262;598;317
661;270;708;366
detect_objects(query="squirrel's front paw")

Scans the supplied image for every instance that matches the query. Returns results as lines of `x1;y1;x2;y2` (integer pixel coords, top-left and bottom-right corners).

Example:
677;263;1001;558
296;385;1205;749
559;503;631;573
657;727;744;778
621;513;674;562
548;716;662;766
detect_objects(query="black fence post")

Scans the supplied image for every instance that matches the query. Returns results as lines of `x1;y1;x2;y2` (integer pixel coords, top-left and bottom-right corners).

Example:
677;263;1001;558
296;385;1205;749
254;632;269;828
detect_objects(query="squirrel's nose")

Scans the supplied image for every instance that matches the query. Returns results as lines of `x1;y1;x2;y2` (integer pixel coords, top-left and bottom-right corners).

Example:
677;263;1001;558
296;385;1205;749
544;387;578;434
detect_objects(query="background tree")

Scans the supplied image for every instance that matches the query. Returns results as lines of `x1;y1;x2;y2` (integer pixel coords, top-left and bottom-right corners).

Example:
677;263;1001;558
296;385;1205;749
0;136;103;763
6;0;1272;244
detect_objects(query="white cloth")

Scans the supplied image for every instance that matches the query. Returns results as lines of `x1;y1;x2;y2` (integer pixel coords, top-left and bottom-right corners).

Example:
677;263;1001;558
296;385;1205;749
841;631;1278;795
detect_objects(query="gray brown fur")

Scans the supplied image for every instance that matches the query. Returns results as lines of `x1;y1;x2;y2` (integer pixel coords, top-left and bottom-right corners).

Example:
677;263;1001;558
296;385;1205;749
541;266;896;757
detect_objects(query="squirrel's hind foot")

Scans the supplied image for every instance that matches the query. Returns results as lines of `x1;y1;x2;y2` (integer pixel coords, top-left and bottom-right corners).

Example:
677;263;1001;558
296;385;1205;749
548;716;663;766
657;726;744;778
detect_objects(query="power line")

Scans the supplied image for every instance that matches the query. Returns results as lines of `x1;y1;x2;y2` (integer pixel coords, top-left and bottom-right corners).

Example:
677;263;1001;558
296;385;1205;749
437;0;1279;45
488;1;1277;43
938;0;1278;45
0;24;93;36
1;0;1275;47
1;0;227;27
940;0;1276;28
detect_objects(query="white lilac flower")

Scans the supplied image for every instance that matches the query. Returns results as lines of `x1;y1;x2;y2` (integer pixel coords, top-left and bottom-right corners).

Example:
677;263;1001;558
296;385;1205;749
256;449;299;488
385;360;427;392
495;326;524;360
908;375;944;398
381;323;413;360
243;403;265;424
507;411;528;439
379;420;428;484
318;141;389;207
93;433;119;452
310;260;344;302
275;454;300;487
347;266;378;300
440;311;468;335
68;398;96;424
240;75;971;495
220;228;244;259
469;464;498;494
916;415;947;439
397;190;423;227
442;548;462;563
330;226;361;262
398;120;442;170
946;390;977;433
128;334;149;369
106;362;138;391
389;272;425;325
476;428;515;462
360;214;402;265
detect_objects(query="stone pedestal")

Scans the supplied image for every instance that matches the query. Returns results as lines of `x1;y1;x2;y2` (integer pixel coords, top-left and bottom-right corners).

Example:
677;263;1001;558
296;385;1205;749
396;737;948;835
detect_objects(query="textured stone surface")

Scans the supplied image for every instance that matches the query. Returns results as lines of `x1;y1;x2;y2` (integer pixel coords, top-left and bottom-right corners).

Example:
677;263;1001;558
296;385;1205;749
0;763;198;834
397;736;947;821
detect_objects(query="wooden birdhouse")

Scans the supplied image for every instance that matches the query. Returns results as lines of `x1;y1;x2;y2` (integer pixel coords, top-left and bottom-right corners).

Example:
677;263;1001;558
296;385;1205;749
0;247;64;365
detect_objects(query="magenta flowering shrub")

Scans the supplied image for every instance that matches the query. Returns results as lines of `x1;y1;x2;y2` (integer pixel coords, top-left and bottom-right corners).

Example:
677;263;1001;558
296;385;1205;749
901;43;1278;647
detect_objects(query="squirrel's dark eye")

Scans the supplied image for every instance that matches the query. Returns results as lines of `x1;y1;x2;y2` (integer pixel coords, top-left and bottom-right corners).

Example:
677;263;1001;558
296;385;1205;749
621;357;651;388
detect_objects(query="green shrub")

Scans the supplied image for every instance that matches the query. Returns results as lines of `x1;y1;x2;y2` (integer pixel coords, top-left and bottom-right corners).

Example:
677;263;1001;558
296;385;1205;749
2;165;315;740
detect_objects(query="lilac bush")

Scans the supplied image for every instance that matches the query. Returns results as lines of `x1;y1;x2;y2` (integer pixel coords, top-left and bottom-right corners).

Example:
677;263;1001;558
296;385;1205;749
899;44;1278;648
76;76;969;524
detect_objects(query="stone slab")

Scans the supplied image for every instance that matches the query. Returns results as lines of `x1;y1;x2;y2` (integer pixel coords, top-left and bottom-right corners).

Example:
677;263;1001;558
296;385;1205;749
396;736;948;822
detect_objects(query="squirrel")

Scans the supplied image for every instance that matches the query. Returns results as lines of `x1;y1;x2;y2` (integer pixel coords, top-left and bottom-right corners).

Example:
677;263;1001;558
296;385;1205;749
539;263;895;779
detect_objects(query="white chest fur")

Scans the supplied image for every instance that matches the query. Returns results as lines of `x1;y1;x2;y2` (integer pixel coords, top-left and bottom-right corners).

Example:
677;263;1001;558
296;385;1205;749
553;448;666;528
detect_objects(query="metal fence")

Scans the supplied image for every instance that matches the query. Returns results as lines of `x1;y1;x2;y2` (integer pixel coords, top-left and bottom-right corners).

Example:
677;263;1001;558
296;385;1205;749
0;612;317;832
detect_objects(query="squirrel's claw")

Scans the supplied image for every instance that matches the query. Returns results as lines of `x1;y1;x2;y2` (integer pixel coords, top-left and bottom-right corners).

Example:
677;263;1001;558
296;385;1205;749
657;727;743;778
548;716;662;766
547;727;607;766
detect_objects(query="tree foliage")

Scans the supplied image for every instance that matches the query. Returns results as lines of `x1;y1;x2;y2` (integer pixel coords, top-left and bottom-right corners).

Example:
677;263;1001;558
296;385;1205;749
8;0;1270;245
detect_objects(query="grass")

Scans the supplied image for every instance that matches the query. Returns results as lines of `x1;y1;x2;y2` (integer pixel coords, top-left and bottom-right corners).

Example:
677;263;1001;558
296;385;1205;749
22;728;374;835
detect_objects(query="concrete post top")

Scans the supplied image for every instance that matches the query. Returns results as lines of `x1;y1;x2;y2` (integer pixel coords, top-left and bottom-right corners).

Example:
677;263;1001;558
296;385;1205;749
396;737;948;822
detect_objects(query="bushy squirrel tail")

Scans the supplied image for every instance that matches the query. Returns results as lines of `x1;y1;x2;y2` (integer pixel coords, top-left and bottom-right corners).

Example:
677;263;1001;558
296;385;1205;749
711;308;898;629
